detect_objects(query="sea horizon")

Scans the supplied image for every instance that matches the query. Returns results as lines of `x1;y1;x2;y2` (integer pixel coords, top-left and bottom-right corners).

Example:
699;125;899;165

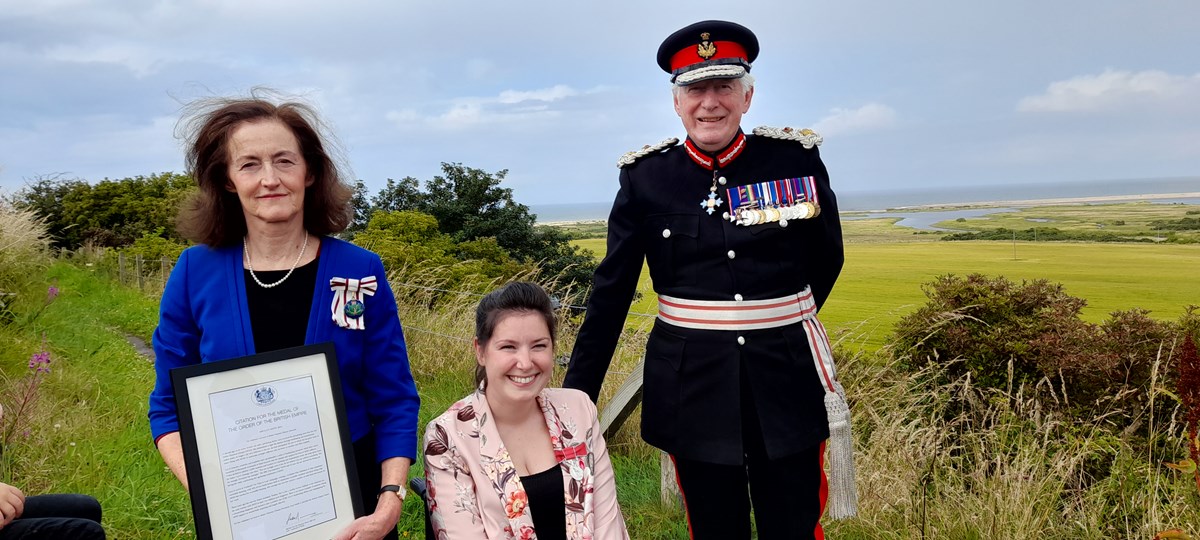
530;176;1200;223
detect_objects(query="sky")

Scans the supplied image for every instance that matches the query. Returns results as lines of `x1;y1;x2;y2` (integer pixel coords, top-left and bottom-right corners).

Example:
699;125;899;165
1;0;1198;208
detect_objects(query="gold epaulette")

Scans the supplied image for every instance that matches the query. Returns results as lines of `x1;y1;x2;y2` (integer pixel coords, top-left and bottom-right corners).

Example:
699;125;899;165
752;126;823;149
617;138;679;168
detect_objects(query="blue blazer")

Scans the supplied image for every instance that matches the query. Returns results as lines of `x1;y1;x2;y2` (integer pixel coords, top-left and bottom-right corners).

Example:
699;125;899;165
148;237;420;463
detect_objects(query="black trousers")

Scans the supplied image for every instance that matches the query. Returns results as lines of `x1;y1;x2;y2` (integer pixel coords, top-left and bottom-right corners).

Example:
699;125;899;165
0;494;104;539
671;371;827;540
353;432;400;540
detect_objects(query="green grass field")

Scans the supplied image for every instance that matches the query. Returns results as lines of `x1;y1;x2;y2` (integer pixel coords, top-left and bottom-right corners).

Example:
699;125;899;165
573;203;1200;350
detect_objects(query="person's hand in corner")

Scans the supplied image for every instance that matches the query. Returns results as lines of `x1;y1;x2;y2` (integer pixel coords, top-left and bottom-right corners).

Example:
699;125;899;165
0;482;26;530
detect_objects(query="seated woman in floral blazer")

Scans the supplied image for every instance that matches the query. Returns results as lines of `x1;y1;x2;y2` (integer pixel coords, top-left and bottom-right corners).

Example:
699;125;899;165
423;282;629;539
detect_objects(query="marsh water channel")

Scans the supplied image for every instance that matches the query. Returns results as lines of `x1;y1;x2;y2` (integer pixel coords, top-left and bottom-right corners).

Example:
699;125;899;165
842;208;1018;231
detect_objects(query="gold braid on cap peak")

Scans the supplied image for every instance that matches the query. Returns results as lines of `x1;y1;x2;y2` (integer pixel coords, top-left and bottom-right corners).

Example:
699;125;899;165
617;137;680;168
752;126;823;149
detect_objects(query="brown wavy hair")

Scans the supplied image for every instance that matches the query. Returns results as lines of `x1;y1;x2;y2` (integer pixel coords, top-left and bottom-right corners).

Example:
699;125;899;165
176;96;352;246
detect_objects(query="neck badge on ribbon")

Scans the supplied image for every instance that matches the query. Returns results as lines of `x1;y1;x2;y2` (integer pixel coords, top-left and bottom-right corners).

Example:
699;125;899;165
330;276;378;330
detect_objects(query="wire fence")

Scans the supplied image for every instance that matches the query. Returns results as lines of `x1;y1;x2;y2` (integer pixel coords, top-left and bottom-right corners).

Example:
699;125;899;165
92;253;177;294
390;281;647;379
92;259;649;380
387;280;658;320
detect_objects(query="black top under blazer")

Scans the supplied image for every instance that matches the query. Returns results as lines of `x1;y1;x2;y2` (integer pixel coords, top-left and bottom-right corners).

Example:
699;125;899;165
564;131;844;465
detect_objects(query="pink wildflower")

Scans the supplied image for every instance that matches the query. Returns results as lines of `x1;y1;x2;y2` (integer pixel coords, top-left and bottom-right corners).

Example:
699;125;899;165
29;334;51;374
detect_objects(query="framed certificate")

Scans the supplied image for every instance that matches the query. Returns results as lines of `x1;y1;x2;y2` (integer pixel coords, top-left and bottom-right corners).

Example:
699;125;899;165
171;342;363;540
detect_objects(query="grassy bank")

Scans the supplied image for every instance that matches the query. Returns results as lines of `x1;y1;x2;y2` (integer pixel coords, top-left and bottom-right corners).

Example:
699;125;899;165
1;200;1196;537
9;261;1198;538
1;262;192;538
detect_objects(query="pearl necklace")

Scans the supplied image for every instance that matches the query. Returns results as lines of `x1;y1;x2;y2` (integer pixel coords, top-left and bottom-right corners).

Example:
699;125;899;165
244;233;309;289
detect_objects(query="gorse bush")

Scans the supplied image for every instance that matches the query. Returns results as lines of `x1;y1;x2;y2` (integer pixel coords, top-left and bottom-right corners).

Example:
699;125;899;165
893;274;1187;438
893;274;1083;388
6;173;193;250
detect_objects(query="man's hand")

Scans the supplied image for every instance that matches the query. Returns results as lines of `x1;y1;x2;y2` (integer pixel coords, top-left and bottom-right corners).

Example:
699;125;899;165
0;482;26;530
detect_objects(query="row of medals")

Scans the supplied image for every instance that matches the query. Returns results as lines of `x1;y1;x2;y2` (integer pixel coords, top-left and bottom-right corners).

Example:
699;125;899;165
729;201;820;227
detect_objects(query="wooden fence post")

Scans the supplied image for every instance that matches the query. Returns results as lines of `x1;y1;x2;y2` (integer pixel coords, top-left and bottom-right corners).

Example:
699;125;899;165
599;357;645;440
136;255;145;290
660;452;682;507
118;253;126;285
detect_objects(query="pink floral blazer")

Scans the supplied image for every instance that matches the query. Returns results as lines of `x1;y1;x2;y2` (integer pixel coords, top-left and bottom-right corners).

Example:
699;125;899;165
423;388;629;539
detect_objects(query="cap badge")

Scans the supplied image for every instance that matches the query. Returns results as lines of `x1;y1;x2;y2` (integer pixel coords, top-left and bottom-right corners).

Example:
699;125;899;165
697;32;717;60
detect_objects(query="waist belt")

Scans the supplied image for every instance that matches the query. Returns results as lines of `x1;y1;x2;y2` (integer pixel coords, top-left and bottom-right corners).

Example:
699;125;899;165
657;289;817;331
655;287;860;519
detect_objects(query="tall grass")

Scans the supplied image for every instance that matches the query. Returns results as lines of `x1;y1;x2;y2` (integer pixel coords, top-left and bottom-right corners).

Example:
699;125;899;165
0;206;52;319
393;264;1199;538
0;206;56;482
829;331;1199;539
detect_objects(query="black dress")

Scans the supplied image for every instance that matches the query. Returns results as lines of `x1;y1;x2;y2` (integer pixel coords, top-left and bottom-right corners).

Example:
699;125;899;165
520;464;566;540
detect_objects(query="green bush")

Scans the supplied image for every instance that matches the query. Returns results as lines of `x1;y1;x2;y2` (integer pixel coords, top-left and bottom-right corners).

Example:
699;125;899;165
941;227;1156;243
353;210;535;298
119;229;188;262
893;274;1184;437
6;173;193;250
893;274;1083;389
1151;217;1200;231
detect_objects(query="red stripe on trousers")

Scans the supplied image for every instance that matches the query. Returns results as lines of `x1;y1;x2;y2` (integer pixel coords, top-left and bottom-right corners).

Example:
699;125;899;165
816;440;828;540
669;454;696;540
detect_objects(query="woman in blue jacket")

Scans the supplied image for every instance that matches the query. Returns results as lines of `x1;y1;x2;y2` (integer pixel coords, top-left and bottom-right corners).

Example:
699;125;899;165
148;96;419;540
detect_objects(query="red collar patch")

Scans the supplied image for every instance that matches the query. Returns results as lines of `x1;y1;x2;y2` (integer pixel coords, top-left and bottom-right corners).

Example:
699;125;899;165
684;131;746;170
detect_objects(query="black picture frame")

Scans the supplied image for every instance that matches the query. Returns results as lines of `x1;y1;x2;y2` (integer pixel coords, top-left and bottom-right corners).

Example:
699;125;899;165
171;342;363;540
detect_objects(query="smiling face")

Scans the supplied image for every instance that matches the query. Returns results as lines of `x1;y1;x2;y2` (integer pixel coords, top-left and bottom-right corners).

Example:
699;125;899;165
673;78;754;152
476;310;555;405
225;119;312;229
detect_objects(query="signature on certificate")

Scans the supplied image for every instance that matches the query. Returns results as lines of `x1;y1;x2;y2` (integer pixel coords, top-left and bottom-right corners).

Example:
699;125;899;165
285;511;323;528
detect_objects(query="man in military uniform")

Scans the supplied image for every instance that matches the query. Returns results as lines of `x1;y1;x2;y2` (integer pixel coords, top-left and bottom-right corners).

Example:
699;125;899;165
564;20;856;539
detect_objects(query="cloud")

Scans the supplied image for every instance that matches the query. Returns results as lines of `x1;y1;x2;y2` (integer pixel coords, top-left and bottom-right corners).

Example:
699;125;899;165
0;114;180;186
43;42;175;77
385;84;600;131
497;85;578;104
465;59;497;81
1017;69;1200;112
812;103;898;136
